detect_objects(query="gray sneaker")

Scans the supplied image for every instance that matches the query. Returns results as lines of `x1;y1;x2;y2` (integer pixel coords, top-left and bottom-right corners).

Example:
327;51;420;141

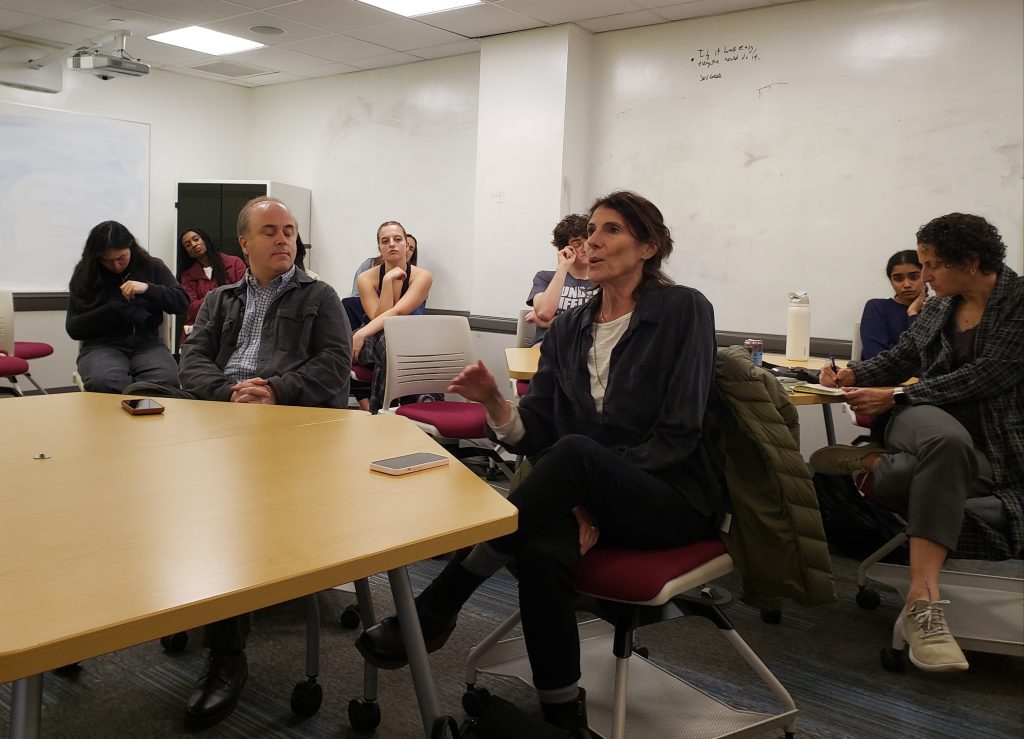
898;600;969;672
809;443;887;475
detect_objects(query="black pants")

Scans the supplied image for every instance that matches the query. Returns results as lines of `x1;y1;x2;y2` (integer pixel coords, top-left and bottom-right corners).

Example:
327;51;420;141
490;434;716;690
203;614;251;652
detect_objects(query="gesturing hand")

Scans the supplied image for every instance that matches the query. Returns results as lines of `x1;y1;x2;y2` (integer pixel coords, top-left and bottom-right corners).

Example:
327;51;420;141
448;361;511;425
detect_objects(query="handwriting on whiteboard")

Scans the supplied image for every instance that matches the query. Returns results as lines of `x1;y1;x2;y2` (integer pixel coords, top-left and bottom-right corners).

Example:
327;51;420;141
691;44;759;81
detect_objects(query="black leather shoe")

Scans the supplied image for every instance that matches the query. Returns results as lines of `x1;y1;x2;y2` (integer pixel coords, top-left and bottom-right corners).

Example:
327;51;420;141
184;650;248;730
541;688;602;739
355;612;457;670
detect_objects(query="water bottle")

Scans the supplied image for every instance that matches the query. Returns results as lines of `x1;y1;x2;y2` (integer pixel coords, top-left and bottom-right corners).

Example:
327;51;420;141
785;291;810;361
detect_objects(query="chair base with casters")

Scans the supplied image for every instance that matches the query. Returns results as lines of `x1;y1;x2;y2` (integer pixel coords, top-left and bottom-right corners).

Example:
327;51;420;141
866;562;1024;673
464;540;797;739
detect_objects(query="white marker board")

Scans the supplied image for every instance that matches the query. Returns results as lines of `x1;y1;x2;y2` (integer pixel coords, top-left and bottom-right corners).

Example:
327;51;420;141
0;102;150;292
589;0;1023;340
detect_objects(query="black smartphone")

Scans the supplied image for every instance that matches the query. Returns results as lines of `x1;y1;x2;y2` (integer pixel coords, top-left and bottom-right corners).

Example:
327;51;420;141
121;398;165;415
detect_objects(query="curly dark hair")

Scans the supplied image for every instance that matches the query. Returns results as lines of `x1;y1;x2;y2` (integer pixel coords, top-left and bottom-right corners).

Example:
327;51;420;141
69;221;153;310
551;214;589;248
916;213;1006;274
588;191;675;297
176;227;233;286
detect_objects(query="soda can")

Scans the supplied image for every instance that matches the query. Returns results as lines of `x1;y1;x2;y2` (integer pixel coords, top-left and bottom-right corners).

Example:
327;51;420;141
750;339;764;366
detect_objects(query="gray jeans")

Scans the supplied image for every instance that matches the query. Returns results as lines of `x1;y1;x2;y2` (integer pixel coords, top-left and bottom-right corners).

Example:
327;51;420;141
873;405;994;551
78;338;179;394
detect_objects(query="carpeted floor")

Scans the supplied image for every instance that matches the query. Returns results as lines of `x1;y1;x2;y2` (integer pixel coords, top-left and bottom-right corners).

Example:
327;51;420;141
2;541;1022;738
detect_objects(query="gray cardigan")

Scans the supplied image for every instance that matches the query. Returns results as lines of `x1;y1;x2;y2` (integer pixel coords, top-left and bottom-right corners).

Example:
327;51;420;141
179;269;351;408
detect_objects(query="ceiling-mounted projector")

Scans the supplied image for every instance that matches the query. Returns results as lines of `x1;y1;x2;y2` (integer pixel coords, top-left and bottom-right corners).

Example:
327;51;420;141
67;53;149;78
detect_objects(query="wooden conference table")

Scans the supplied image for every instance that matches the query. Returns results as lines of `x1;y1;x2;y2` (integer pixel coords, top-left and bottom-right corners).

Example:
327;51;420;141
505;347;848;443
0;393;517;738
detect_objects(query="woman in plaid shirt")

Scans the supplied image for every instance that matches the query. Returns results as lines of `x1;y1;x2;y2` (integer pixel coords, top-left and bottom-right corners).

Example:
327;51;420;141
812;213;1022;674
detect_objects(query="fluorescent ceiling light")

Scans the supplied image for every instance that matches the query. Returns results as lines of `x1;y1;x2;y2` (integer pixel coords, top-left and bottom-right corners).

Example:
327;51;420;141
148;26;264;55
356;1;482;18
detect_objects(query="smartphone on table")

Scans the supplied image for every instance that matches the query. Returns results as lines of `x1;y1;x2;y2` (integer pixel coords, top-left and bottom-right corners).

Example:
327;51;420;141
121;398;165;415
369;452;449;476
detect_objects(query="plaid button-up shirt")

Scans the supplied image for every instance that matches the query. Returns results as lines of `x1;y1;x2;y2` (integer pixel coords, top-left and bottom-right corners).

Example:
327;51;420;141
224;267;295;383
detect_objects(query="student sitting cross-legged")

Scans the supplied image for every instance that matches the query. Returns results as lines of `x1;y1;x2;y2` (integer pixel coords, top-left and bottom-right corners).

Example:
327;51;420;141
812;213;1024;674
355;191;726;738
351;220;433;412
176;196;351;729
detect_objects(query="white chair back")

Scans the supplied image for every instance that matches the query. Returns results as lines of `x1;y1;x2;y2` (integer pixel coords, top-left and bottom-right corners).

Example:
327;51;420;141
0;289;15;355
850;321;862;362
381;315;475;411
514;309;536;348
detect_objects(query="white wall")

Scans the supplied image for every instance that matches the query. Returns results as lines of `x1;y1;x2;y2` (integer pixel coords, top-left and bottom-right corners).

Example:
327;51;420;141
247;54;480;309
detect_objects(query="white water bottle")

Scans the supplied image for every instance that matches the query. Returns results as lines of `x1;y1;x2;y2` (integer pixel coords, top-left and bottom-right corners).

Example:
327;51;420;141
785;291;810;361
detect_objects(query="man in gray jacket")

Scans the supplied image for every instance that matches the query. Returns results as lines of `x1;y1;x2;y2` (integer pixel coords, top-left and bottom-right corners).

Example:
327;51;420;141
177;196;351;729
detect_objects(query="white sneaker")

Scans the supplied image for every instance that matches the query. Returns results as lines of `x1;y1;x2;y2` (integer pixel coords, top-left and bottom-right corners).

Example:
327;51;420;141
898;600;969;672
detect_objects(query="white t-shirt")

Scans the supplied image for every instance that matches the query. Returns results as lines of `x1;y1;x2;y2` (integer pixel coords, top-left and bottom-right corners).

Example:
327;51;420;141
587;312;632;413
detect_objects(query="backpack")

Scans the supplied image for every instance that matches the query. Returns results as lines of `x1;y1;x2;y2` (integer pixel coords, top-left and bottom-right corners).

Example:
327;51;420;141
812;472;907;563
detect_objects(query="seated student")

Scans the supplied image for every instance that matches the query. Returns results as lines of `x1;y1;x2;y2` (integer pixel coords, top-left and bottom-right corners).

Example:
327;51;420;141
177;196;351;729
350;231;418;296
177;227;247;342
525;214;596;345
295;233;320;280
356;191;725;737
860;250;926;359
66;221;188;393
812;213;1023;673
352;221;432;412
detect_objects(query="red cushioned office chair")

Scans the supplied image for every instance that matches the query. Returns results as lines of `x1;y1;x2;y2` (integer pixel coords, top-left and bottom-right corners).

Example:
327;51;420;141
0;290;51;394
464;539;797;738
381;315;513;481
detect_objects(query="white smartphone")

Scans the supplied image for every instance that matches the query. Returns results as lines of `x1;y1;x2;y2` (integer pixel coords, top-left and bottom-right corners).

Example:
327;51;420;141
369;452;449;476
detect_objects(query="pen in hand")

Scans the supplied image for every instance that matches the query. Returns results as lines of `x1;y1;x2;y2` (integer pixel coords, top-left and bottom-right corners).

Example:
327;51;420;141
828;352;839;386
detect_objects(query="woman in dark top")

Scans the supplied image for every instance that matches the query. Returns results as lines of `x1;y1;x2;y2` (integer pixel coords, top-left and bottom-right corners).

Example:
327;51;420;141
176;227;246;341
352;220;433;412
356;192;725;737
816;213;1023;673
67;221;189;393
859;250;925;359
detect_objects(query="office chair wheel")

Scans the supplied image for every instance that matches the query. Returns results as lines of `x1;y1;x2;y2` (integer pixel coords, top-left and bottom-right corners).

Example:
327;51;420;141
348;698;381;733
856;587;881;610
632;645;650;659
462;686;490;716
53;662;82;676
290;678;323;716
430;715;461;739
760;608;782;624
880;647;905;673
160;631;189;653
340;603;362;629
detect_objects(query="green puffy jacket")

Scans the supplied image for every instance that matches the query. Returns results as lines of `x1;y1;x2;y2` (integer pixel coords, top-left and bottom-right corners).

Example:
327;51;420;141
716;346;836;609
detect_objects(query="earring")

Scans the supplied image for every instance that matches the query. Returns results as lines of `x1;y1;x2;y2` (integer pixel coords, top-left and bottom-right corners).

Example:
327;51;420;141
970;267;977;276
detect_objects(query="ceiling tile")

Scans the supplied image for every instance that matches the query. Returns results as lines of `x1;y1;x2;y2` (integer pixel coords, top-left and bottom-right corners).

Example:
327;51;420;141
343;18;465;52
220;0;292;8
130;35;218;65
420;3;543;37
4;18;110;45
282;32;389;62
108;0;251;25
498;0;644;26
0;0;100;16
0;8;44;32
408;38;480;60
235;69;305;85
205;11;327;44
576;9;667;33
347;50;420;70
62;7;183;38
265;0;397;33
292;59;360;78
651;0;775;21
228;43;325;71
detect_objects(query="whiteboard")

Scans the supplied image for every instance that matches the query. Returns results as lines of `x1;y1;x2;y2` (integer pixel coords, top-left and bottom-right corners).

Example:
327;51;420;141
0;103;149;292
589;0;1023;340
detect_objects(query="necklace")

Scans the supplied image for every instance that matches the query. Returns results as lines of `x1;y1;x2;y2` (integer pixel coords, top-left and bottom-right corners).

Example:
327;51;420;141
591;335;606;390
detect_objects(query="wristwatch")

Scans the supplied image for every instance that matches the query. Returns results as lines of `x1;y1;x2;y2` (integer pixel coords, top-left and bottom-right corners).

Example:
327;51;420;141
892;387;909;406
